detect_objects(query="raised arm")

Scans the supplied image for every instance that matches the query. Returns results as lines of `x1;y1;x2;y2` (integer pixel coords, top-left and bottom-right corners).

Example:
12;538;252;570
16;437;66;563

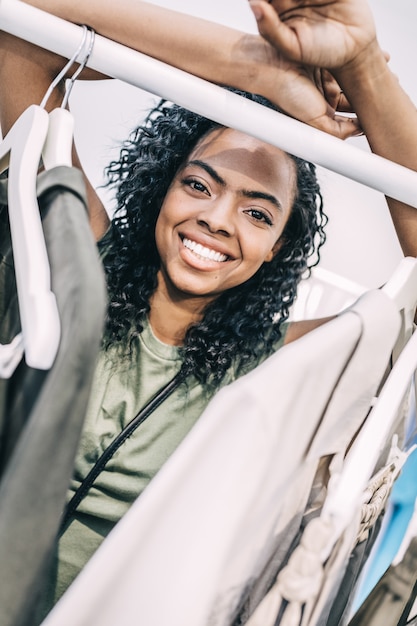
15;0;361;138
0;0;364;239
0;32;111;238
249;0;417;258
334;43;417;259
0;0;364;238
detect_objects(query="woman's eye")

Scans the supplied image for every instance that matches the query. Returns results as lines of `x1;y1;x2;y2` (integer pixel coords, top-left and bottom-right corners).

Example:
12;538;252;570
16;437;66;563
183;178;209;194
246;208;273;226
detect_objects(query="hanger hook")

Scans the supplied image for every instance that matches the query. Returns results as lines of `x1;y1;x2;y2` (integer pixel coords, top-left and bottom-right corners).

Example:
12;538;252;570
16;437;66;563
40;25;94;109
61;27;96;109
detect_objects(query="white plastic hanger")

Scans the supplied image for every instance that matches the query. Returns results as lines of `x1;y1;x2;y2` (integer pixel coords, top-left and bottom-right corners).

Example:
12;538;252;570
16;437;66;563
41;25;94;170
0;104;55;374
0;26;94;376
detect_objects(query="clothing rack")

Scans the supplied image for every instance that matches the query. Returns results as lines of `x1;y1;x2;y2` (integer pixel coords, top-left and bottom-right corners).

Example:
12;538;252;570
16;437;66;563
0;0;417;208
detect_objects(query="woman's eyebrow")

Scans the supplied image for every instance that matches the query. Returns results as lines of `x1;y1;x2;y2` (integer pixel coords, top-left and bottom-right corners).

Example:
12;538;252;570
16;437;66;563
187;159;282;211
187;160;226;186
241;189;283;212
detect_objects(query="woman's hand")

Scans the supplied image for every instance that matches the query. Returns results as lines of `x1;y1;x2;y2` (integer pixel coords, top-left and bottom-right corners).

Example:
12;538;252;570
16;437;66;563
265;63;361;139
250;0;417;263
243;35;360;138
248;0;377;71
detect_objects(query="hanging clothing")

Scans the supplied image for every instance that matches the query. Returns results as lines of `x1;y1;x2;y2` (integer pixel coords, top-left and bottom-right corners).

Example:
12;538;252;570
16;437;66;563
37;308;371;626
348;536;417;626
234;288;403;626
238;442;407;626
351;410;417;612
0;166;107;626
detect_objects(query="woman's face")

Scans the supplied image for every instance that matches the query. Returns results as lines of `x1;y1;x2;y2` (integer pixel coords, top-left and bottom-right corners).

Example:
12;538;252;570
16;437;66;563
155;127;296;307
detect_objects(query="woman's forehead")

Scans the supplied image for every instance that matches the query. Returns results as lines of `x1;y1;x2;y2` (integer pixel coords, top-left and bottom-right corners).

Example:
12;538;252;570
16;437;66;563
191;127;289;160
188;128;296;201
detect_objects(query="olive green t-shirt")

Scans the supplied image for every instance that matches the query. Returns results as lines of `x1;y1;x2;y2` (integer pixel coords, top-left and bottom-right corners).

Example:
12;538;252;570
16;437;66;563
48;320;219;606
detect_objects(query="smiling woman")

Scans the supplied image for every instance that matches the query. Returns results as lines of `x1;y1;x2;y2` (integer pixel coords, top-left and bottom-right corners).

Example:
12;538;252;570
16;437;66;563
152;127;297;336
26;92;326;619
101;94;325;380
1;0;417;622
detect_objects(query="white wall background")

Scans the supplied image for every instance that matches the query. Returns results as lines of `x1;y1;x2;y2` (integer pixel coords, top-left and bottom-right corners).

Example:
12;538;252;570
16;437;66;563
69;0;417;290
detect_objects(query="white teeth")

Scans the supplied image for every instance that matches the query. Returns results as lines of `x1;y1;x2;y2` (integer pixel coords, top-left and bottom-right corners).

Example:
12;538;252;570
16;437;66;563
182;237;228;262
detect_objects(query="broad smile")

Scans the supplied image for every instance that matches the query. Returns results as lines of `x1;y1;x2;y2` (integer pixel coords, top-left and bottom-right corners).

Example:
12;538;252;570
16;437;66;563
181;236;230;263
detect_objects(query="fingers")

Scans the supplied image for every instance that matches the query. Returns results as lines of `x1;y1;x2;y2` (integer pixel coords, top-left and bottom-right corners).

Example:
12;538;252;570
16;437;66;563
246;2;363;140
276;82;363;140
310;111;363;140
305;83;362;138
337;91;355;113
318;69;355;113
248;0;302;61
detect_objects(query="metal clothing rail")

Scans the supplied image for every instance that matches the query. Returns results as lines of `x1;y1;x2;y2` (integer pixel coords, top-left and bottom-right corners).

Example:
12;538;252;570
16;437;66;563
1;0;417;208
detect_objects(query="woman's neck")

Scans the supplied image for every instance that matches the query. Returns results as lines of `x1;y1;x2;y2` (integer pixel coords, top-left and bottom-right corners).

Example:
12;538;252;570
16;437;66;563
148;288;209;347
147;308;186;347
148;269;217;345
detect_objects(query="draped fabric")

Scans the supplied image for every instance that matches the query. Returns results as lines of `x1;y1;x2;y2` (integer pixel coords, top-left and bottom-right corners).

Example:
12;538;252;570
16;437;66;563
0;166;107;626
240;413;411;626
38;301;395;626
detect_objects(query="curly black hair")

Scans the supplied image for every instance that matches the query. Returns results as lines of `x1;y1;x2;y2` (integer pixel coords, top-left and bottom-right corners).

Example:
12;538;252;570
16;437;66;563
100;90;327;386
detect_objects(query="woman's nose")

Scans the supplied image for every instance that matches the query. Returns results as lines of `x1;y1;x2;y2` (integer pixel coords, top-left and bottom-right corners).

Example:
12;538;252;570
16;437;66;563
197;197;236;237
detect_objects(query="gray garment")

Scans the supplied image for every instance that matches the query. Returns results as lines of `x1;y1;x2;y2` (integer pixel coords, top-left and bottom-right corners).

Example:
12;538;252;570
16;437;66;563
0;166;107;626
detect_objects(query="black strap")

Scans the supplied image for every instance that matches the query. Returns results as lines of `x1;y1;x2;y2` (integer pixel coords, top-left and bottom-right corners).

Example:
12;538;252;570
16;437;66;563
60;369;185;531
